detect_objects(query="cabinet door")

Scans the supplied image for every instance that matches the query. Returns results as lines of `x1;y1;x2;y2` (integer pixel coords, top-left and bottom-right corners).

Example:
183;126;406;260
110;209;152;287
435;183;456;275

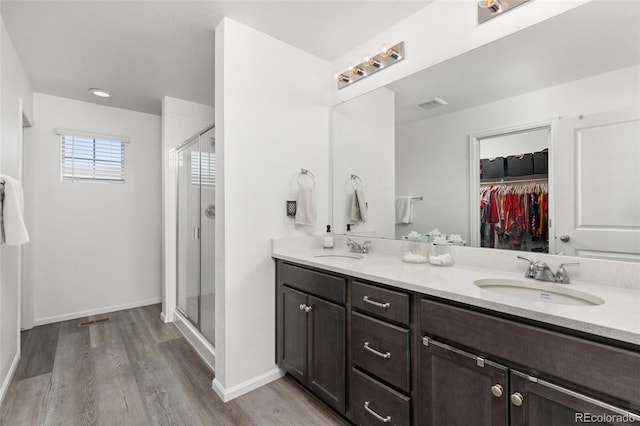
280;286;308;383
308;295;345;413
510;370;640;426
419;337;508;426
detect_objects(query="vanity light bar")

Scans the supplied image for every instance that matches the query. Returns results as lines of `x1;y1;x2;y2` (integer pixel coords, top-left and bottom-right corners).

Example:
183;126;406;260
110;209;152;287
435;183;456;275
478;0;530;24
335;41;405;89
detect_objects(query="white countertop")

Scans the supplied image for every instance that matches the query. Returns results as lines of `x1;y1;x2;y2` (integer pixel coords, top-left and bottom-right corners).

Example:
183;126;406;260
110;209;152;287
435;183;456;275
272;238;640;346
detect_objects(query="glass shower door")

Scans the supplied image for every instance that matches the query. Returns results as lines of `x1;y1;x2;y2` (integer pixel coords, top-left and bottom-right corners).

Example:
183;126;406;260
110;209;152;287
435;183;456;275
176;137;201;327
199;128;215;344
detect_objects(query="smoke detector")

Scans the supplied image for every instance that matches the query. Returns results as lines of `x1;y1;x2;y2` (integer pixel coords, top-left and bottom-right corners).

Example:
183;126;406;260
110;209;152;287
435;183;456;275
417;97;448;110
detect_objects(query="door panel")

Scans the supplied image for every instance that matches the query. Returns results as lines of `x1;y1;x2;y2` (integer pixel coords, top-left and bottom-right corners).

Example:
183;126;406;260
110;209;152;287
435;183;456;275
199;127;215;344
419;337;508;426
510;370;640;426
176;138;201;326
281;286;307;383
308;295;345;412
555;109;640;261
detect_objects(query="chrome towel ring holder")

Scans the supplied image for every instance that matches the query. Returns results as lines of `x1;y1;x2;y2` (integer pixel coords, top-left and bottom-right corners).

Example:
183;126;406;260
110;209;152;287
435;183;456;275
298;168;316;187
351;174;363;190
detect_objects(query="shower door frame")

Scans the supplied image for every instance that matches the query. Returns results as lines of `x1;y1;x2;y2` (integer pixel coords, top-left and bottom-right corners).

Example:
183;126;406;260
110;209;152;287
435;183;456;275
175;124;215;332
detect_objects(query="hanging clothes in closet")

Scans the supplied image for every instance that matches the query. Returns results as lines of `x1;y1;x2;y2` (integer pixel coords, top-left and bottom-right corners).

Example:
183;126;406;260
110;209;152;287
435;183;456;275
480;181;548;252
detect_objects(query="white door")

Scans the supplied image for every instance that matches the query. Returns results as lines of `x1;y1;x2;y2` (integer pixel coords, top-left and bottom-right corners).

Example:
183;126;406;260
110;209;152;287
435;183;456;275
555;109;640;261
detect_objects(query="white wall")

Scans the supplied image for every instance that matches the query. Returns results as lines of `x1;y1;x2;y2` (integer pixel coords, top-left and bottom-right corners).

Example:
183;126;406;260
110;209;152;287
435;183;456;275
214;17;330;400
332;87;395;238
0;15;33;405
395;65;640;240
331;0;590;105
161;96;213;323
32;93;162;324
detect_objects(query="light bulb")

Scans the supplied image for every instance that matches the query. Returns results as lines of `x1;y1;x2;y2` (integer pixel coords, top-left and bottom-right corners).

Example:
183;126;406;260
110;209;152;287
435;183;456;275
478;0;502;13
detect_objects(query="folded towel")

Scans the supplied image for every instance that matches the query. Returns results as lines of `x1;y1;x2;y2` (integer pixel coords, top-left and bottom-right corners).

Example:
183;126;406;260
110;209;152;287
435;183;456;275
348;189;367;223
294;184;315;226
395;196;414;224
0;175;30;246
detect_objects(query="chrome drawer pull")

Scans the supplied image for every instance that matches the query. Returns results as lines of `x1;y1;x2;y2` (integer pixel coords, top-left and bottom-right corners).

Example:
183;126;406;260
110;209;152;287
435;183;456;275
363;296;390;309
364;401;391;423
364;342;391;359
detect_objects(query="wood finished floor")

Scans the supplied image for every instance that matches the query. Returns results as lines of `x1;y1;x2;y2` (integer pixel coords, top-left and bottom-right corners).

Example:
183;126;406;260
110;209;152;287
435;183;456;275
0;304;349;426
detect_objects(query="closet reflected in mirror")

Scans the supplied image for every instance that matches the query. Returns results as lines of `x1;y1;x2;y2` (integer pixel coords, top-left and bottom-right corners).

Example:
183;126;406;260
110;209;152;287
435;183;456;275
476;127;550;253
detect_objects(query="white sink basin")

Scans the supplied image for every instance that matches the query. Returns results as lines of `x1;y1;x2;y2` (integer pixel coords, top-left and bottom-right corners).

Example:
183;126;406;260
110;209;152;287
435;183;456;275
474;278;604;307
311;251;364;266
312;251;365;260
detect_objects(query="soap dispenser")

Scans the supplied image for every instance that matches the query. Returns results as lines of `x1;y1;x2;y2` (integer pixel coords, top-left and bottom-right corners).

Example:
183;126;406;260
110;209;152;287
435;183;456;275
323;225;334;249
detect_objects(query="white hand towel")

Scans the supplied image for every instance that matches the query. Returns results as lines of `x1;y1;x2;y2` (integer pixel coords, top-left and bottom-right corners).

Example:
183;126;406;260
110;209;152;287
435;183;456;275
0;175;30;246
348;189;367;223
295;185;316;226
395;196;414;224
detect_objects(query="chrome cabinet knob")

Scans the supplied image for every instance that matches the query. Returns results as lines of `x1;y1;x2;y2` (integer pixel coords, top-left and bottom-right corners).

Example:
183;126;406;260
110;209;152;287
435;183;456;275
298;304;312;313
491;384;503;398
511;392;524;407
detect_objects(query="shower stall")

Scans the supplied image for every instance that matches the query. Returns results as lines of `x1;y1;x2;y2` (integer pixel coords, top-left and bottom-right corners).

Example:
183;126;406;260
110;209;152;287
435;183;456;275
176;125;215;349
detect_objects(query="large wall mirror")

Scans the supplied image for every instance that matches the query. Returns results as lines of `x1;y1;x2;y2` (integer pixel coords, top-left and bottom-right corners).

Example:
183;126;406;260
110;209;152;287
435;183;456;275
331;0;640;262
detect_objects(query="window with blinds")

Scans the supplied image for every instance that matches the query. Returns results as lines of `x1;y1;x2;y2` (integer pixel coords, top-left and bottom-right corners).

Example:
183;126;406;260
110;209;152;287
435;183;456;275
61;134;125;182
191;151;216;187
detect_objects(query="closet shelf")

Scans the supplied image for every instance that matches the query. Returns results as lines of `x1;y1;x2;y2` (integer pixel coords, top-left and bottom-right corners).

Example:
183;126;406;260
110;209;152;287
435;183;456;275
481;174;548;185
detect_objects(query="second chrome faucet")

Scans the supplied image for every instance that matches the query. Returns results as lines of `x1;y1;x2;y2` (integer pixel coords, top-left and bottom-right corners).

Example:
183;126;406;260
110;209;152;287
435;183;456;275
347;238;372;254
518;256;579;284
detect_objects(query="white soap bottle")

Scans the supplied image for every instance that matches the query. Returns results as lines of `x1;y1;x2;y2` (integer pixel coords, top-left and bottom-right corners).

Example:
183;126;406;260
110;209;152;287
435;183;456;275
323;225;334;249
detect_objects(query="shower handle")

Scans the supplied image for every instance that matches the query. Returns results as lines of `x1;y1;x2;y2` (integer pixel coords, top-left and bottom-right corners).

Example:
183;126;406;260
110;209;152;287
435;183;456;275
205;204;215;219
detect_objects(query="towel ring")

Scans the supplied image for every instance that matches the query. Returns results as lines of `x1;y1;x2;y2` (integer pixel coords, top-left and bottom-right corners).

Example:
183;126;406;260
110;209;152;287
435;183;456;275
298;168;316;187
350;174;363;190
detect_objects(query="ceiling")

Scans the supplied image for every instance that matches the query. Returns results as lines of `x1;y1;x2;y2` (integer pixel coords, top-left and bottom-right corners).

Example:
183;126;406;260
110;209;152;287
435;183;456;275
0;1;431;115
388;0;640;125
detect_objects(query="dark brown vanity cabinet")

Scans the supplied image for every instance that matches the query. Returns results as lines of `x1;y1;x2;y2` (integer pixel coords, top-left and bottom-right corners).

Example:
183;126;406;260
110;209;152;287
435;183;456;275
275;260;640;425
420;299;640;426
277;262;346;413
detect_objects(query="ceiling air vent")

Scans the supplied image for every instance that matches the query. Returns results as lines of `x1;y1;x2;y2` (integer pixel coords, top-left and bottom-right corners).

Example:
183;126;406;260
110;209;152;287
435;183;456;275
417;97;448;110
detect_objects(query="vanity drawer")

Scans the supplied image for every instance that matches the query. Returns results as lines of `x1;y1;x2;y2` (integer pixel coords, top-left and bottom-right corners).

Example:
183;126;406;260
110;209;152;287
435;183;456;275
278;262;346;305
421;299;640;407
352;281;410;326
352;311;410;392
350;368;410;426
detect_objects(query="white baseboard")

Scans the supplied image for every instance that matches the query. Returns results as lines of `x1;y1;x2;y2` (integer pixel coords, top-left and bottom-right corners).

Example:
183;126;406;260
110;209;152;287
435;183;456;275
33;297;162;326
160;310;174;323
212;368;285;402
173;310;215;372
0;351;20;407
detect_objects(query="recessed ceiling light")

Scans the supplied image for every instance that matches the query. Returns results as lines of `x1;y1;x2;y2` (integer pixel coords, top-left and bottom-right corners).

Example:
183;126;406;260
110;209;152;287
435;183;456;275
89;88;111;98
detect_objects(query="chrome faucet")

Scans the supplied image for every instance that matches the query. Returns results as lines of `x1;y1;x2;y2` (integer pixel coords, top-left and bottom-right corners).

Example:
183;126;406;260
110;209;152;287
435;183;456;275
347;238;372;254
518;256;579;284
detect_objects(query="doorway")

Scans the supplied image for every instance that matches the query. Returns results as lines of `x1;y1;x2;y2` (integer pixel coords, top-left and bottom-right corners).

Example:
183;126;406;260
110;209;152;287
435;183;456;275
20;110;34;330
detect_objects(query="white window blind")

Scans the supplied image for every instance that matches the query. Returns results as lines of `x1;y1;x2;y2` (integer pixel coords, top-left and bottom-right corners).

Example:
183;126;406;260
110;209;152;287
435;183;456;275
191;151;216;187
61;134;125;182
